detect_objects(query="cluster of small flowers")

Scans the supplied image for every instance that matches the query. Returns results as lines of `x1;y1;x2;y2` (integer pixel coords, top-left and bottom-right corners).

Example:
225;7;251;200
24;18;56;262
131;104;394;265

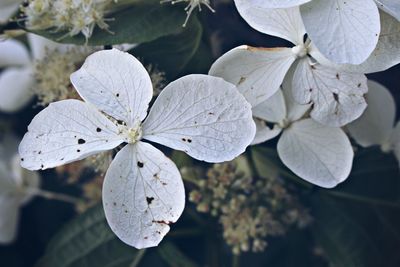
33;47;92;106
22;0;116;40
189;160;311;254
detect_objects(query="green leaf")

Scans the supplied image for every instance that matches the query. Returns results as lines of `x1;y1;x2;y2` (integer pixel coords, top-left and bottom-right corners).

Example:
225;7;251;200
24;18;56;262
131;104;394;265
35;205;142;267
158;242;199;267
132;16;202;79
311;195;382;267
30;0;187;46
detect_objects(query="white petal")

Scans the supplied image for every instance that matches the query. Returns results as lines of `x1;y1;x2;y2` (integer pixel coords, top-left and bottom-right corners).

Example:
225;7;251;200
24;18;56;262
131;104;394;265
0;39;30;67
347;80;396;147
102;142;185;249
142;74;256;163
237;0;311;9
0;195;20;244
252;89;286;123
281;64;310;121
251;119;282;145
19;99;123;170
278;119;354;188
70;49;153;126
292;59;368;127
209;45;296;107
301;0;380;64
0;0;22;24
310;11;400;74
0;67;34;113
375;0;400;21
233;2;306;44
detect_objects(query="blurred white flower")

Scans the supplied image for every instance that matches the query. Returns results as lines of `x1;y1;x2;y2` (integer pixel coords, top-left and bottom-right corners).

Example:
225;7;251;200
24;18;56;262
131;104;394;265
0;0;24;24
250;71;353;188
0;133;40;244
209;7;368;127
235;0;400;65
0;34;62;112
347;80;400;166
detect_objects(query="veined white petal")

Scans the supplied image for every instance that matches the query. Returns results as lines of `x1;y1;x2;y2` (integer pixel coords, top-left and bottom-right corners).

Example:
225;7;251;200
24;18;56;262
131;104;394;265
292;58;368;127
278;119;354;188
142;74;255;163
102;142;185;249
252;89;286;123
209;45;296;107
19;99;123;170
347;80;396;147
233;2;306;44
0;39;30;68
237;0;311;9
70;49;153;126
0;194;20;244
0;67;34;113
301;0;380;64
281;64;310;122
251;119;282;145
310;11;400;74
375;0;400;21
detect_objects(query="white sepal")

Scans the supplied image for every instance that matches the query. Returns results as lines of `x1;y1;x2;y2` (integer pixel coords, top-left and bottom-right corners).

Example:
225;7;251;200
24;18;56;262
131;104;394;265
278;119;354;188
102;142;185;249
293;58;368;127
301;0;380;64
19;99;123;170
209;45;296;107
143;74;255;163
70;49;153;126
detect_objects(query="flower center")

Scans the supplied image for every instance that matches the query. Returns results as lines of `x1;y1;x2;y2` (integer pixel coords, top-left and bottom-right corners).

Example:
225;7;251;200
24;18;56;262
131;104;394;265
119;123;143;144
291;44;308;58
278;118;290;129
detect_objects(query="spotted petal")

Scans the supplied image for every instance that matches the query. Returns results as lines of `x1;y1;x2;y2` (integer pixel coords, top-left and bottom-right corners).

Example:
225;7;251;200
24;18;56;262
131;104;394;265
301;0;380;64
376;0;400;21
102;142;185;249
292;58;368;127
142;74;255;163
70;49;153;126
209;46;296;107
238;0;311;9
19;99;123;170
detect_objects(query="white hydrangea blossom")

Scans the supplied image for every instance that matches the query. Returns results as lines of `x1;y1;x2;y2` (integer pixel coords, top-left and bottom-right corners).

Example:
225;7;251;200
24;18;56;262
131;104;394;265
251;70;353;188
209;7;368;127
19;49;256;249
161;0;215;27
235;0;400;65
347;80;400;166
0;134;40;244
0;34;61;112
0;0;24;23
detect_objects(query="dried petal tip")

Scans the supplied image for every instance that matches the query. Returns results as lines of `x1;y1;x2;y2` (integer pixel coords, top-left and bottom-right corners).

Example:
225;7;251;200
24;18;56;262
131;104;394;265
161;0;215;27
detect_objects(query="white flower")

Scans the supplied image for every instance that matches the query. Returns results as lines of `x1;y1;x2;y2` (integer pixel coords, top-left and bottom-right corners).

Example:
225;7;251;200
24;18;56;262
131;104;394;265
0;34;62;112
161;0;215;27
251;71;354;188
209;7;368;127
234;0;400;65
19;49;256;249
0;133;40;244
347;80;400;166
0;0;24;24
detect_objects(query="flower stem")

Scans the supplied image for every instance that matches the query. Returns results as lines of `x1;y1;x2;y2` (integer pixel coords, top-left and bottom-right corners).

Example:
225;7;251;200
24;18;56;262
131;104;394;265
129;249;146;267
25;188;82;204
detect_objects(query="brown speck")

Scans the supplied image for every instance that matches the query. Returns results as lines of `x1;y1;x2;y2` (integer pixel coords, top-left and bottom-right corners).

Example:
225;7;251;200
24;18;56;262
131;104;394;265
146;197;154;205
137;161;144;168
238;77;246;85
333;93;339;102
77;149;81;152
96;127;102;132
187;139;192;143
116;93;120;97
336;73;340;80
357;83;362;88
78;138;86;144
